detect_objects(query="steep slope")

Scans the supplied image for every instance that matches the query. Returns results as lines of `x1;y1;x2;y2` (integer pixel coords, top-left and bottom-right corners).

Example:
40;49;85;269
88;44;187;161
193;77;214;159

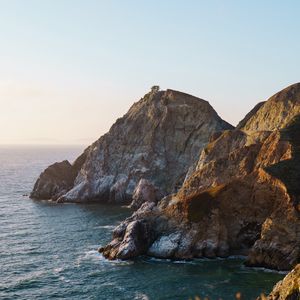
100;84;300;271
31;88;232;203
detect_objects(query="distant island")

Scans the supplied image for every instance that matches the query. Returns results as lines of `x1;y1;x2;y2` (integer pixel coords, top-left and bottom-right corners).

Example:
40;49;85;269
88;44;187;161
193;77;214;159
31;83;300;299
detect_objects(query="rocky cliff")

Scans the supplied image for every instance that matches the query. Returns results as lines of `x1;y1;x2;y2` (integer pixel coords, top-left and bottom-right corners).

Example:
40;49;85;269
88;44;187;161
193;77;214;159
100;83;300;271
31;88;232;203
257;264;300;300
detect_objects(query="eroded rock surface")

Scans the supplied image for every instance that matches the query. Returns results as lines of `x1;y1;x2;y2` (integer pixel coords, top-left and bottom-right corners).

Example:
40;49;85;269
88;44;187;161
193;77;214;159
31;88;232;203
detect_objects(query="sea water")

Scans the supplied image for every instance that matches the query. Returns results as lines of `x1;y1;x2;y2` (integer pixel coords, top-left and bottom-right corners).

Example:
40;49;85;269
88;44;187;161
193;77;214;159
0;146;284;300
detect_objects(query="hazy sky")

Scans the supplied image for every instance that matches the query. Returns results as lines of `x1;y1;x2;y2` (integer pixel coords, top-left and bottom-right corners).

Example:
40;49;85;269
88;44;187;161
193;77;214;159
0;1;299;145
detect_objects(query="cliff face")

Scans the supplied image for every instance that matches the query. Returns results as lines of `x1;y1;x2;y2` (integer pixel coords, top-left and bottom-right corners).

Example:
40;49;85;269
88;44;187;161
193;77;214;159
100;83;300;271
31;88;232;203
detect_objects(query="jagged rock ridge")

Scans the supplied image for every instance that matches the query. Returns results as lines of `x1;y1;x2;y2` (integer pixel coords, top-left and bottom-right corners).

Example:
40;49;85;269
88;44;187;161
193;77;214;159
31;88;233;203
100;83;300;271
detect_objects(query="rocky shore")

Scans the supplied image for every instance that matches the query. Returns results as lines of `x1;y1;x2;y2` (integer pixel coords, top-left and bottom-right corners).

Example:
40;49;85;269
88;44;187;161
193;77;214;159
99;83;300;272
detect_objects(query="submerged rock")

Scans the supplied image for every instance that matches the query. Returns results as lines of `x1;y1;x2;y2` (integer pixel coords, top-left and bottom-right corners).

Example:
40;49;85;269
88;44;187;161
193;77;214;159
31;88;232;203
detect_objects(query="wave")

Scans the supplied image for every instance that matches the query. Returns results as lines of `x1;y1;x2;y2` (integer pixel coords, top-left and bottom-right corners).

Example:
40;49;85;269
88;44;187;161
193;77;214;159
76;249;134;267
53;267;64;273
94;225;116;230
134;292;150;300
242;265;288;275
2;270;46;292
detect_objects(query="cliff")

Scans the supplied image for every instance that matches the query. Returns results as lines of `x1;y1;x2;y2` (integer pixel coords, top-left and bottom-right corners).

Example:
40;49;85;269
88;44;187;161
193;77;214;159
257;264;300;300
31;88;232;203
100;83;300;271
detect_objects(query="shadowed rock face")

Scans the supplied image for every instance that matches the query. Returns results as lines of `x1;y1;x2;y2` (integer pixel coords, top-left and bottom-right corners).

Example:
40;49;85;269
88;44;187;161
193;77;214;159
100;84;300;271
31;88;232;203
246;115;300;270
30;150;88;200
30;160;77;200
257;264;300;300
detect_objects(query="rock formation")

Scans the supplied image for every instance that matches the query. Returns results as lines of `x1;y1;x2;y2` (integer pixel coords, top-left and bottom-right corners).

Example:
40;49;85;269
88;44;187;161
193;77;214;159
100;83;300;271
257;264;300;300
238;82;300;133
130;179;162;210
30;150;88;200
31;88;232;203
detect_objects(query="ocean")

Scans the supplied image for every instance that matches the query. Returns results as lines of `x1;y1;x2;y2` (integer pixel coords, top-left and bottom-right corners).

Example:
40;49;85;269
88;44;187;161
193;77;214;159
0;145;284;300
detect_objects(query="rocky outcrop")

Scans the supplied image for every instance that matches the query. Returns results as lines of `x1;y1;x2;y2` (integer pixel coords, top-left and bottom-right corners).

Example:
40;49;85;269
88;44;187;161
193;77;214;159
31;87;232;203
130;179;162;210
99;202;160;259
257;264;300;300
101;83;300;271
30;150;88;200
30;160;78;200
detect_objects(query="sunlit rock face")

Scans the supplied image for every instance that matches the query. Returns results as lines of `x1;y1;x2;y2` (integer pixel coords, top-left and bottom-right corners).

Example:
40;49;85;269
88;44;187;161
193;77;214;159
31;88;232;203
101;83;300;271
237;82;300;133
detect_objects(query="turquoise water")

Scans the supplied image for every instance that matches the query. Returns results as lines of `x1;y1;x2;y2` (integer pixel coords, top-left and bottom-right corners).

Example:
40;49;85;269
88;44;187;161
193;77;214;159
0;146;284;300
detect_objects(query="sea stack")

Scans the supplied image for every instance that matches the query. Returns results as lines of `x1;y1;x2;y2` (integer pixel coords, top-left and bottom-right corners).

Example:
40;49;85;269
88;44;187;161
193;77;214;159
31;87;233;204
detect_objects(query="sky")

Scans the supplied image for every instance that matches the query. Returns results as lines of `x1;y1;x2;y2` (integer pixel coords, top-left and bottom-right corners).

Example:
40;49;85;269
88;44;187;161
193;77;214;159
0;0;299;145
